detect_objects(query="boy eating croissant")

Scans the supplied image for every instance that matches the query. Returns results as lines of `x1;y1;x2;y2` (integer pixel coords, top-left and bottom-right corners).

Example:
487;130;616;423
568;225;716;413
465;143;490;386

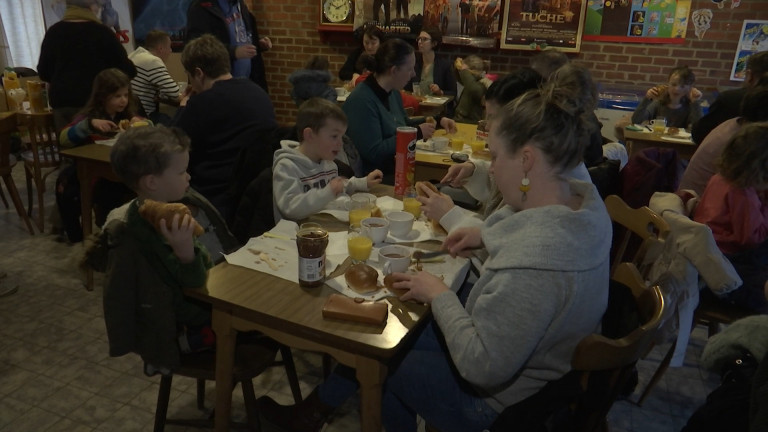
101;126;217;372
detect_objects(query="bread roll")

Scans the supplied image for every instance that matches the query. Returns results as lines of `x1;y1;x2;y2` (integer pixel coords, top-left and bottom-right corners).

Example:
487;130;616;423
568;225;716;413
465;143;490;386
415;182;448;235
138;199;205;237
118;119;131;131
344;263;380;294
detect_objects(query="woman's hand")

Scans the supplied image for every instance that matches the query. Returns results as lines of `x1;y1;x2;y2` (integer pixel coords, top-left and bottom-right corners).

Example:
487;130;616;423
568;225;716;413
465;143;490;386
416;182;454;221
429;83;443;96
419;122;436;140
440;117;458;134
391;271;450;304
159;213;196;264
366;169;383;188
91;118;116;132
443;226;483;257
441;161;475;186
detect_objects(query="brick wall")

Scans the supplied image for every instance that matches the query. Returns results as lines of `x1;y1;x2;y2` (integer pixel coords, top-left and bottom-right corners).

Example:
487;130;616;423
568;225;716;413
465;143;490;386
246;0;768;125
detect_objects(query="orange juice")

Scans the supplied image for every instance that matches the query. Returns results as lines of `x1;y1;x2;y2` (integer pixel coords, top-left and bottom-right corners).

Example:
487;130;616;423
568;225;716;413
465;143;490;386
349;208;371;228
451;138;465;152
403;197;422;218
347;235;373;262
470;140;485;153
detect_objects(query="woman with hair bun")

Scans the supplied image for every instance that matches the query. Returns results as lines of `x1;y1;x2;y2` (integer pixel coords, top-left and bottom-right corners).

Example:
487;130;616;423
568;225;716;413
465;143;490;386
258;74;611;432
342;38;457;182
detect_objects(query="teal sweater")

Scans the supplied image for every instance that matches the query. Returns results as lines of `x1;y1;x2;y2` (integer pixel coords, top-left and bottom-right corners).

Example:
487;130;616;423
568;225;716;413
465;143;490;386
342;77;420;177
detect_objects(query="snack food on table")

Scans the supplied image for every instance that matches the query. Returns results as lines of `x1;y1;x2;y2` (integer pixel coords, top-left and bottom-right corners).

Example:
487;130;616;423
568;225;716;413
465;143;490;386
371;205;382;218
345;263;380;293
667;127;680;135
425;116;436;125
415;181;448;235
138;199;205;237
118;119;131;131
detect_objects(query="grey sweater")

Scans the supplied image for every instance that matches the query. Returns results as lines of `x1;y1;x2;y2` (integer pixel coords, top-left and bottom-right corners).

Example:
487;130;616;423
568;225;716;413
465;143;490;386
431;179;612;412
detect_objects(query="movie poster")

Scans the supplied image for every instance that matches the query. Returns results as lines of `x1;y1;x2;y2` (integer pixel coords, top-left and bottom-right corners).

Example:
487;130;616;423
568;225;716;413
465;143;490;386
501;0;586;52
583;0;691;44
41;0;135;52
353;0;425;33
731;20;768;81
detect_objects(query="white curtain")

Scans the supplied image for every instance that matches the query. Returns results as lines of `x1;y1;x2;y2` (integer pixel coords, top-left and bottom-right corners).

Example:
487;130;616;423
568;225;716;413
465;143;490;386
0;0;45;70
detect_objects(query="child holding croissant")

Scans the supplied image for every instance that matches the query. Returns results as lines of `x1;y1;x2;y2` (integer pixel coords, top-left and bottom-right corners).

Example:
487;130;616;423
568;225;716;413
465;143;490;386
102;126;216;371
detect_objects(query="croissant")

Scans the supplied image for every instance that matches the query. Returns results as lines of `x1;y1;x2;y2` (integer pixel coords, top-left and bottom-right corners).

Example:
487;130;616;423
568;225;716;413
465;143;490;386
138;199;204;237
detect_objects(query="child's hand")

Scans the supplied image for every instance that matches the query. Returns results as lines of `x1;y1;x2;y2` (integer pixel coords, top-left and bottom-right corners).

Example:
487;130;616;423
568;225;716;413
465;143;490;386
366;170;383;187
646;85;667;100
330;177;346;196
91;118;117;133
159;213;196;263
690;87;702;101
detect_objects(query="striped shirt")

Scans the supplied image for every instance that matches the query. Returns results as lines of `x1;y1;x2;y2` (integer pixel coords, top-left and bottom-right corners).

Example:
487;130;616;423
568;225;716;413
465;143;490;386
128;47;180;116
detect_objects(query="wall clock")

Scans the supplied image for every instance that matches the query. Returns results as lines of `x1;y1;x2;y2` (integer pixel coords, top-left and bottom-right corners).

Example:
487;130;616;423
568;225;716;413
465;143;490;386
320;0;353;27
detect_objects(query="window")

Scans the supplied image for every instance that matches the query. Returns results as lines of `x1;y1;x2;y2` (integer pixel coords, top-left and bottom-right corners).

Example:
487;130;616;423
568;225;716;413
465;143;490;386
0;0;45;70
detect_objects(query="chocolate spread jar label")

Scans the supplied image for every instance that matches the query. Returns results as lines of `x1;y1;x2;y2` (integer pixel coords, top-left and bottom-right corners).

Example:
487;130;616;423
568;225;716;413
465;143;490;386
298;255;325;285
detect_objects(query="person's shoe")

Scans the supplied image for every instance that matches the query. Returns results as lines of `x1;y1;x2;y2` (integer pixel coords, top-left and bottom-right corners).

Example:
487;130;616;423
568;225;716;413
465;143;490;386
257;390;335;432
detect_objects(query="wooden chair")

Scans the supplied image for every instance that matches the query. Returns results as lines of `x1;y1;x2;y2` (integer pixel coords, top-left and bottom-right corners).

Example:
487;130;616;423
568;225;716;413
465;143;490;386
605;194;670;279
17;112;60;232
569;262;665;431
486;263;665;432
0;113;35;234
153;340;302;432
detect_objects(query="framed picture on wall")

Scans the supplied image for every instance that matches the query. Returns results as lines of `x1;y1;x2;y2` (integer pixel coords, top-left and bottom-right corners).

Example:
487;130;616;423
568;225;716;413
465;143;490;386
501;0;587;52
730;20;768;81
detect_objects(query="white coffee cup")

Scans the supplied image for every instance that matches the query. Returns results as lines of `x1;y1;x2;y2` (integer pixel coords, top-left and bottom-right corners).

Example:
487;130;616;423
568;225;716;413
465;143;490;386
386;211;414;237
361;217;389;244
335;87;346;97
378;245;412;274
432;136;449;152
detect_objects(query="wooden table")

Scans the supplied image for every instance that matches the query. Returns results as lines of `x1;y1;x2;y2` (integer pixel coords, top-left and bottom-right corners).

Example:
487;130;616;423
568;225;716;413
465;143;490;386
187;185;432;432
624;129;697;159
416;122;489;182
58;144;118;290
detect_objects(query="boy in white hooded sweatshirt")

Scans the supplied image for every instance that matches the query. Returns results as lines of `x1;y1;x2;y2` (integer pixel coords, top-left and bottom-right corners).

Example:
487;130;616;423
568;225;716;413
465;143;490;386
272;98;383;221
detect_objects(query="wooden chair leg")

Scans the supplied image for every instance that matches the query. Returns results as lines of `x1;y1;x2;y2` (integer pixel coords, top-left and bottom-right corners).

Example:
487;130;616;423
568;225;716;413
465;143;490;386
196;378;206;410
636;338;677;406
240;379;261;431
0;185;8;208
2;175;35;235
35;177;45;232
154;374;173;432
280;345;303;404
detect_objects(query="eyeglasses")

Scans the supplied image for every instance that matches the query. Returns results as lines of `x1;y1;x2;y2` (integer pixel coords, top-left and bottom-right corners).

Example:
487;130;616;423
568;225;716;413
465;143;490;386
416;37;432;43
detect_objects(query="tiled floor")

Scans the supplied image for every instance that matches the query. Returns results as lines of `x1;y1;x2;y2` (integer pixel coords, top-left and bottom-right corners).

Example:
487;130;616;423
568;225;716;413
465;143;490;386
0;161;720;431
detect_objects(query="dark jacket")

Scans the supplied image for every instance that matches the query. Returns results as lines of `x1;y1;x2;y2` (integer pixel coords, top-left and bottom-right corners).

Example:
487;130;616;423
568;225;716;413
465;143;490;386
339;46;365;81
37;21;136;109
172;78;276;221
186;0;269;92
691;87;747;145
102;199;213;372
408;54;457;116
288;69;337;106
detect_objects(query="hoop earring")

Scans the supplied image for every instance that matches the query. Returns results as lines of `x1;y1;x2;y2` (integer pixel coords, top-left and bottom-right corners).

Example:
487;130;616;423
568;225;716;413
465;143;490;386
519;173;530;202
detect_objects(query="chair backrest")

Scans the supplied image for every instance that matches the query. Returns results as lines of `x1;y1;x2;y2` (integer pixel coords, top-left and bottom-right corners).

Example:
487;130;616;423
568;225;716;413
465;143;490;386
17;113;59;168
569;262;665;431
0;114;16;171
605;194;670;279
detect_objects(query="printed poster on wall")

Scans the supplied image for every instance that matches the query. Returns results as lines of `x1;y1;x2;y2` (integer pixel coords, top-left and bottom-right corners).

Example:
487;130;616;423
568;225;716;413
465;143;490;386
353;0;425;33
41;0;135;52
583;0;691;44
730;20;768;81
501;0;586;52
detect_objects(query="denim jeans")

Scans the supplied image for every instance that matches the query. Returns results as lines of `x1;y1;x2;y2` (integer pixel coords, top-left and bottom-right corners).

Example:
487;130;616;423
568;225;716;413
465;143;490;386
317;320;498;432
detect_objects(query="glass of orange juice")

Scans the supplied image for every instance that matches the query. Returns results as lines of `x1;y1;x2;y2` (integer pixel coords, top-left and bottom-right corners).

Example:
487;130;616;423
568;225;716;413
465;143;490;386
451;138;465;152
348;195;372;228
347;231;373;263
402;188;422;218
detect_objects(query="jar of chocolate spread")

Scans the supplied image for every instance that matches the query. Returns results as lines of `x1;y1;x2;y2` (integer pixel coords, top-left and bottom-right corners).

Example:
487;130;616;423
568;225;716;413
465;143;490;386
296;223;329;288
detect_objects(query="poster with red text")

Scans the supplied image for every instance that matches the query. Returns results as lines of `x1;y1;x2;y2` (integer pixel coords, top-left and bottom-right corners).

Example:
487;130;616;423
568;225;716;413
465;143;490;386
501;0;586;52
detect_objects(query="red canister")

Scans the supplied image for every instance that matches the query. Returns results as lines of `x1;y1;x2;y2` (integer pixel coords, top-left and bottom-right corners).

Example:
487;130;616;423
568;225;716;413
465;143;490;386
394;126;417;196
